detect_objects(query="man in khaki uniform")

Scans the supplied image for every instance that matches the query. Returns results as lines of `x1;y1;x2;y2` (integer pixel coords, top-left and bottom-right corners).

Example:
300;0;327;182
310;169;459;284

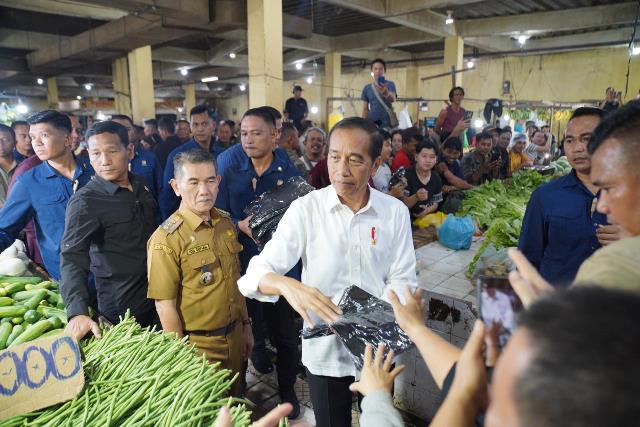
147;149;252;396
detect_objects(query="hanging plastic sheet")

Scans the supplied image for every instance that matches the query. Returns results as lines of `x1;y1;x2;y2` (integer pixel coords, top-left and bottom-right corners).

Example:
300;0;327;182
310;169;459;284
244;176;315;247
301;285;414;369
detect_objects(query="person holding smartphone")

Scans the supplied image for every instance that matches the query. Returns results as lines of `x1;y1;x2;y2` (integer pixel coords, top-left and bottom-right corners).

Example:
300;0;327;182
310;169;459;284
361;58;397;129
435;86;470;140
403;140;443;219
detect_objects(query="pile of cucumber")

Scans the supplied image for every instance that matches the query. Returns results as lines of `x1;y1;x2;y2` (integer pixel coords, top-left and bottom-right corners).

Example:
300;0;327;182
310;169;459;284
0;276;67;349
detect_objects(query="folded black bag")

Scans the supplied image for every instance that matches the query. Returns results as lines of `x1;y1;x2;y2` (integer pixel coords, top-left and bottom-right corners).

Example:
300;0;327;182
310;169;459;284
301;285;414;369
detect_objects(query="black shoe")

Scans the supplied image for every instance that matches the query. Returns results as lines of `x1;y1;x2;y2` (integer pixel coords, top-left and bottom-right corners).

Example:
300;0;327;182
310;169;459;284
251;351;274;374
280;389;301;420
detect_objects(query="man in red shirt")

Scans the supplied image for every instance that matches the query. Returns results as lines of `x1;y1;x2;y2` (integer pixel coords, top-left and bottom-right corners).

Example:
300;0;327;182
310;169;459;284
391;128;420;172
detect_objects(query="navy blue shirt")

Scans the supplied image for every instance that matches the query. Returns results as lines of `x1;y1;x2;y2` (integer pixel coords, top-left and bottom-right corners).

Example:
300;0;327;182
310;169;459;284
216;143;297;180
215;151;302;276
518;170;607;287
159;138;225;219
438;155;464;184
130;147;163;201
0;157;94;280
12;148;29;164
284;97;308;126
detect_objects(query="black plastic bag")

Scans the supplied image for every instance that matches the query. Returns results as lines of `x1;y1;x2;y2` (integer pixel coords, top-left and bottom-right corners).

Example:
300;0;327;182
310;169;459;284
244;176;315;246
301;286;414;369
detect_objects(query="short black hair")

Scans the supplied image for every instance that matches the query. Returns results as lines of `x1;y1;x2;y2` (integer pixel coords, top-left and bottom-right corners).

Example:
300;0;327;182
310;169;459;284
111;114;134;127
27;110;71;133
569;106;605;123
242;107;276;128
10;120;29;130
448;86;464;101
515;286;640;427
588;100;640;164
370;58;386;70
158;117;175;134
143;118;157;127
260;106;282;120
0;124;15;142
328;117;383;161
476;131;493;143
401;127;420;145
499;128;512;136
415;140;439;156
219;120;232;129
189;104;212;119
380;129;391;140
442;137;462;152
85;120;129;147
177;119;190;126
173;148;217;180
279;122;297;141
391;129;402;140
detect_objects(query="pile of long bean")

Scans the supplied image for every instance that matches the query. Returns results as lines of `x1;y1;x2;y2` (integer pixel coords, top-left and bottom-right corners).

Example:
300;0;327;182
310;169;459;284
0;314;252;426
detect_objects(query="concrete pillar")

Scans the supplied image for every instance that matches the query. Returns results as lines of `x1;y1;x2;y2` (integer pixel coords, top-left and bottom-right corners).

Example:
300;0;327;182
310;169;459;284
112;57;131;118
322;51;341;127
184;83;196;116
405;63;419;122
127;45;155;125
247;0;283;109
443;36;464;99
46;77;58;109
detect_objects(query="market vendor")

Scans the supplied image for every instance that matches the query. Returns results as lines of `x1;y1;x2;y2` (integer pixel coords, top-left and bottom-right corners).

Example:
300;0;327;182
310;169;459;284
403;140;443;219
461;131;500;185
508;133;533;175
61;121;159;339
237;117;417;427
0;110;93;281
215;107;302;417
147;149;252;397
435;137;473;213
518;107;621;286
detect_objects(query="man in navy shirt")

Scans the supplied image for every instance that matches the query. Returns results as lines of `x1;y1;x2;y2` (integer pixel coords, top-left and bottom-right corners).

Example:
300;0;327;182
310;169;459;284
519;107;620;286
216;107;302;418
0;110;93;280
284;85;308;131
159;105;224;219
10;121;33;164
111;114;163;201
361;58;397;129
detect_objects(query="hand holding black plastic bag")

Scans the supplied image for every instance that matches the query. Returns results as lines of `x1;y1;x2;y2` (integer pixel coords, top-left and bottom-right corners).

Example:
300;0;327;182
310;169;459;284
243;176;315;247
301;285;414;369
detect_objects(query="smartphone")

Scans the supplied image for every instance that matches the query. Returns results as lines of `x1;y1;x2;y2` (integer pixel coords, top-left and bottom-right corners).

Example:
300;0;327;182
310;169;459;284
424;117;436;128
478;276;522;348
463;110;473;121
490;147;501;162
377;76;386;85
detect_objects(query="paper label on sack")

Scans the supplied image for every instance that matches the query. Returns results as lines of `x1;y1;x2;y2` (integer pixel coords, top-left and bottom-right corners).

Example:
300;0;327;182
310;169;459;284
0;334;84;420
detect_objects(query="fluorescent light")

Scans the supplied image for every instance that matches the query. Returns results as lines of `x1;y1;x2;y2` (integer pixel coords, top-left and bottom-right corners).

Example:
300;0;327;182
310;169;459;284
445;10;454;25
229;52;236;59
295;62;303;70
239;84;246;91
201;76;219;82
310;105;319;114
180;68;188;76
96;111;107;121
517;35;530;45
84;83;92;91
36;78;44;85
76;95;82;100
177;107;184;113
466;60;475;69
632;45;640;56
306;76;313;84
473;118;484;129
503;114;510;120
16;103;28;115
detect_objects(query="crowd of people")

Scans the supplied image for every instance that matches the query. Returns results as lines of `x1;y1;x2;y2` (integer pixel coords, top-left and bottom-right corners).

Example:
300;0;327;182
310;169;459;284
0;55;637;427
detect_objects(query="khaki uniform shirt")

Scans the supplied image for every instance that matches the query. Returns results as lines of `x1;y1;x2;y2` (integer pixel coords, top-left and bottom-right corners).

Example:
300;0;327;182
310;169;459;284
147;206;248;331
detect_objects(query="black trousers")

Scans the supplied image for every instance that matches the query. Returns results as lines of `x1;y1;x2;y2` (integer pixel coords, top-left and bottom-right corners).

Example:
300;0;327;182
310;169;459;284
247;298;299;394
306;370;361;427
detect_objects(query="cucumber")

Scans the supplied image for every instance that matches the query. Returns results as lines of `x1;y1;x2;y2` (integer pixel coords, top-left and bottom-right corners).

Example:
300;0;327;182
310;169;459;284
0;276;42;284
6;325;24;346
0;297;14;306
9;319;52;347
11;316;23;324
24;309;41;324
24;290;47;310
0;306;28;318
25;281;57;291
1;282;28;295
0;322;13;349
0;317;12;324
40;328;64;339
37;306;68;325
48;316;63;329
11;290;43;301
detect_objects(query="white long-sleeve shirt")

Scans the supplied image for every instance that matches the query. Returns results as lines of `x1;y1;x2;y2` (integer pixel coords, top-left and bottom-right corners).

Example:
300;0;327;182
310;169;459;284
238;185;417;377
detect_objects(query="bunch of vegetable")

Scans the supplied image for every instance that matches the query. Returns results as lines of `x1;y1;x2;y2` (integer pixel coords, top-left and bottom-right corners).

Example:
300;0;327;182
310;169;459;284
0;314;252;427
0;276;67;349
550;156;572;176
460;170;553;277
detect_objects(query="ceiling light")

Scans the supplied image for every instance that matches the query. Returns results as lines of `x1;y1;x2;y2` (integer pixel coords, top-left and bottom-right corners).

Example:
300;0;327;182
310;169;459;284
306;76;313;84
310;105;319;114
84;83;93;91
180;68;188;76
517;35;530;46
16;101;28;115
201;76;219;82
632;45;640;56
466;60;475;69
473;118;484;129
229;52;236;59
36;78;44;85
239;84;246;91
96;111;107;121
295;62;303;70
177;107;184;113
503;114;510;120
370;71;374;77
76;95;82;100
445;10;454;25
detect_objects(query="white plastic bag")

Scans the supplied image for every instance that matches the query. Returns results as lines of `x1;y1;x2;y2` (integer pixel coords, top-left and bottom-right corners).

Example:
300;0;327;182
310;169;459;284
398;105;412;129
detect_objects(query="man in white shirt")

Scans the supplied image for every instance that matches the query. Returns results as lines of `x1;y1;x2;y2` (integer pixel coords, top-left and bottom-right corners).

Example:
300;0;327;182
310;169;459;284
238;117;417;427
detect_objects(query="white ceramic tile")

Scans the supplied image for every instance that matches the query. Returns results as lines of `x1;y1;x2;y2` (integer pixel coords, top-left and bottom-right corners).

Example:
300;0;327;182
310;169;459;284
428;260;466;275
417;270;451;289
431;285;469;300
438;276;474;294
